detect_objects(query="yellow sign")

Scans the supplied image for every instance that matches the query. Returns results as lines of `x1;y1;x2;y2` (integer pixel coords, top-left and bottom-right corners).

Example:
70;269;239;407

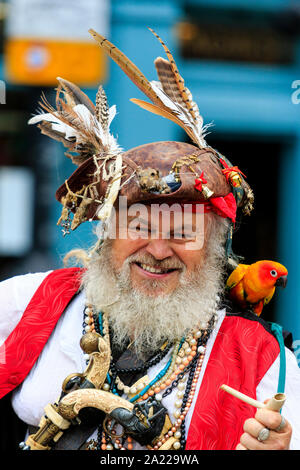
5;39;106;86
4;0;109;86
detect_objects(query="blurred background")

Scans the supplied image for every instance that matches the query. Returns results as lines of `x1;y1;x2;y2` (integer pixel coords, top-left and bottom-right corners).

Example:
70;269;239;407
0;0;300;450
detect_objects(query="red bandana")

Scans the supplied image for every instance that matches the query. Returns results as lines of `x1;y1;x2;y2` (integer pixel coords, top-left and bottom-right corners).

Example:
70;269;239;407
183;193;237;223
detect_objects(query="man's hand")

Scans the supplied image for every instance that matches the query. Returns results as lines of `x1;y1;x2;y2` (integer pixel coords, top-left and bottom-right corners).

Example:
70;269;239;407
236;408;292;450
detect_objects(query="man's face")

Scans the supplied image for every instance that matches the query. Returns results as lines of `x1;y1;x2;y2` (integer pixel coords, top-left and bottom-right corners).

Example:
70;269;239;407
109;205;208;296
83;207;225;354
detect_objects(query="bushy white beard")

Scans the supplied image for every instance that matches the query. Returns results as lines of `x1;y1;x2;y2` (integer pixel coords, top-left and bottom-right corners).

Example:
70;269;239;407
81;215;228;356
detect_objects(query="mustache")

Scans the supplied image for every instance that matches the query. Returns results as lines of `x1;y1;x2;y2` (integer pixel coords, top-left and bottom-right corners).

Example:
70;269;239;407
125;252;185;271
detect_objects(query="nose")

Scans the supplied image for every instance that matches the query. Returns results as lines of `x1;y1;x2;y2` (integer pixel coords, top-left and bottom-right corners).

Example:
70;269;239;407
145;239;174;260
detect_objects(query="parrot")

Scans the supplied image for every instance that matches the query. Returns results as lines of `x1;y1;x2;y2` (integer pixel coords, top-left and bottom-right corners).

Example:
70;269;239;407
226;260;288;316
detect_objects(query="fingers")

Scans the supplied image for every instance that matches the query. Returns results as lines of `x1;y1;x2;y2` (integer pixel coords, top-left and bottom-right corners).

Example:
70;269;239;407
243;417;266;438
236;443;247;450
255;408;288;433
239;430;267;450
238;410;292;450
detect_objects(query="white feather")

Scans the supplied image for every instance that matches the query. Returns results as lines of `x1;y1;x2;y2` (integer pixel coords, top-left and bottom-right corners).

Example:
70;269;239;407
28;113;55;125
108;105;117;127
151;81;181;114
28;102;122;154
151;81;207;147
92;104;121;154
73;103;94;129
28;112;79;140
151;81;205;145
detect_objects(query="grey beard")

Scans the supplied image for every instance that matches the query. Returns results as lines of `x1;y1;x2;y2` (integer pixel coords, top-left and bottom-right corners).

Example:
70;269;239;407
81;217;228;356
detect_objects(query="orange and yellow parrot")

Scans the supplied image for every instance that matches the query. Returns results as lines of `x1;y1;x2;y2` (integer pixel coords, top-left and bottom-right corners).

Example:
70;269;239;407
226;261;288;316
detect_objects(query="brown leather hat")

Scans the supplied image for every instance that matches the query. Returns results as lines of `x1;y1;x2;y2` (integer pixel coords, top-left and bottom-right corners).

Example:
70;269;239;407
55;141;234;229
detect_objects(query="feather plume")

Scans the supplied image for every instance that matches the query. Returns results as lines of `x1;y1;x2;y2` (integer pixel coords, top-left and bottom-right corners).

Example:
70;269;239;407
95;84;109;131
154;57;188;111
149;28;199;122
37;121;73;147
154;57;203;131
89;28;208;148
28;78;121;166
88;29;165;109
149;28;207;146
56;77;95;114
150;81;207;147
29;77;125;229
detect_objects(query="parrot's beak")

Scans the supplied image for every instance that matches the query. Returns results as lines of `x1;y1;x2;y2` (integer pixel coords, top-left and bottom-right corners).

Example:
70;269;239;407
275;275;288;288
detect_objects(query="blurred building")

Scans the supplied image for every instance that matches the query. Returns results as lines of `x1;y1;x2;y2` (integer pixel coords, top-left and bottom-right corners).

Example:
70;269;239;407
0;2;300;446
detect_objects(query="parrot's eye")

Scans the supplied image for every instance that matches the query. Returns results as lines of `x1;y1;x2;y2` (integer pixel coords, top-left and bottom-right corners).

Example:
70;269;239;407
270;269;278;277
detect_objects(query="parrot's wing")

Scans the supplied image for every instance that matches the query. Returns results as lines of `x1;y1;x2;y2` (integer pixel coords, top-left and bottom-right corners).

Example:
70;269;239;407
226;264;249;290
228;282;247;307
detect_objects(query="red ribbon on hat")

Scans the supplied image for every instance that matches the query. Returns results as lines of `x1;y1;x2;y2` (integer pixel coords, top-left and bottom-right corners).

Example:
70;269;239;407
194;172;207;192
209;193;237;223
192;168;237;222
181;193;237;223
219;158;246;183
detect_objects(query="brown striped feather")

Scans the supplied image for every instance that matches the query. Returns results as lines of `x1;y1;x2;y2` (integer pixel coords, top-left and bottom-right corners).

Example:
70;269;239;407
154;57;187;111
56;77;95;114
95;84;109;131
149;27;198;122
89;29;164;108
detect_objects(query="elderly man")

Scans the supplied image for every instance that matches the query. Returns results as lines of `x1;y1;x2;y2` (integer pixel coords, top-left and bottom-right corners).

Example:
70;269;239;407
1;29;300;451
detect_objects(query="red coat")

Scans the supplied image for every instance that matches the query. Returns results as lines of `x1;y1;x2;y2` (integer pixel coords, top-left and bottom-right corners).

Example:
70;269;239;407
0;268;280;450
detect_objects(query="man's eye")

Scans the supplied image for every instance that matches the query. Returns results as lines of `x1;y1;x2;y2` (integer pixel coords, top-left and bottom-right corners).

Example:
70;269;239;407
173;232;195;241
134;225;150;234
179;232;194;238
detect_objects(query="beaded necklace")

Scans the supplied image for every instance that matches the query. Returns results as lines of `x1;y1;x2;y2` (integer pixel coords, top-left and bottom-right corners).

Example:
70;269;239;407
82;304;215;450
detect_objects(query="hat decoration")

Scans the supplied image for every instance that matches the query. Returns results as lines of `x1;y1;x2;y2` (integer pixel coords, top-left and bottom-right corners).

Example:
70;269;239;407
88;27;253;215
28;77;125;231
89;28;211;150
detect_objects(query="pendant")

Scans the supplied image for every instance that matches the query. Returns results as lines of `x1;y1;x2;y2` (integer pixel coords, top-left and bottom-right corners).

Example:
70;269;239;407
85;439;98;450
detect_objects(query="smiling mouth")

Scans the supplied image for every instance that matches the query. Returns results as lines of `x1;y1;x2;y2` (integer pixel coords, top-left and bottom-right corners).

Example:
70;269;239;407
133;261;181;276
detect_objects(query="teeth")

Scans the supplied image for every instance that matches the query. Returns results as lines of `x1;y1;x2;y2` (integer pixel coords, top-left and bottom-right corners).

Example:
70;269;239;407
140;263;167;274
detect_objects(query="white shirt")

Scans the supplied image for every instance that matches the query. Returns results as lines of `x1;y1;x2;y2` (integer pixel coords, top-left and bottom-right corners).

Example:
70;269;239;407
1;271;300;449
